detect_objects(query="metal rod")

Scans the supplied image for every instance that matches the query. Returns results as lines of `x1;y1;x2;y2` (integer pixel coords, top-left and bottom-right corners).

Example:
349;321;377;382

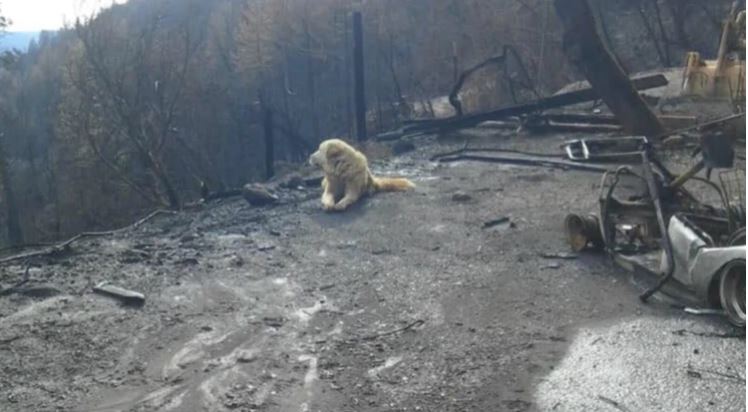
639;150;676;302
669;159;705;190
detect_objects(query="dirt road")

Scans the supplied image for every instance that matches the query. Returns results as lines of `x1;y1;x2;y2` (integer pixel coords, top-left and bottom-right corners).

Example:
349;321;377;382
0;133;744;412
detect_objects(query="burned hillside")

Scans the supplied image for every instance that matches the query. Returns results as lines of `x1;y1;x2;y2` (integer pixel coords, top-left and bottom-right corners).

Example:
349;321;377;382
0;0;737;243
0;0;746;411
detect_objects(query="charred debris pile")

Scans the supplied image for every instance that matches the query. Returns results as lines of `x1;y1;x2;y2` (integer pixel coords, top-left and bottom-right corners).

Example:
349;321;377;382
382;0;747;328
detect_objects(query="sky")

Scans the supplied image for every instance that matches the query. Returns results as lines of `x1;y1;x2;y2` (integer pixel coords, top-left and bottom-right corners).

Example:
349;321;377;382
2;0;125;32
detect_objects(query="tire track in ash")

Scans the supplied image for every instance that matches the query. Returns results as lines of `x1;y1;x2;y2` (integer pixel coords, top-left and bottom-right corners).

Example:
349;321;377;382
84;273;339;412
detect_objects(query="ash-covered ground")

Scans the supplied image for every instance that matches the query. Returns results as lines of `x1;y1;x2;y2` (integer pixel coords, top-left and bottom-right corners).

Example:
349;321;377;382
0;131;744;412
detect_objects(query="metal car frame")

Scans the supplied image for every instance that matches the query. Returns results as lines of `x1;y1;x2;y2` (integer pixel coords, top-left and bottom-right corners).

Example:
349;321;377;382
597;143;745;326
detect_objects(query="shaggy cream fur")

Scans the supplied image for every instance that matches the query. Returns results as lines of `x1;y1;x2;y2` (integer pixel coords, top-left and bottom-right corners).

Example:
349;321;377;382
308;139;414;211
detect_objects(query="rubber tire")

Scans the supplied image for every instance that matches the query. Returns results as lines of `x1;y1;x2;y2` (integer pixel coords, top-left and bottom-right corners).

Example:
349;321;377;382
719;259;746;328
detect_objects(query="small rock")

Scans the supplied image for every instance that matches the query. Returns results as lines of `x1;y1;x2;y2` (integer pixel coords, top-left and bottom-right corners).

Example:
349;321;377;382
229;255;245;267
237;352;257;363
179;233;197;243
483;217;510;229
242;183;279;206
280;174;304;189
391;140;416;155
175;257;199;266
451;191;472;202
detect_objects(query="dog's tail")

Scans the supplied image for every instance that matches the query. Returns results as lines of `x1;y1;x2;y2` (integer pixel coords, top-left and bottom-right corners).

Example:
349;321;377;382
372;176;415;192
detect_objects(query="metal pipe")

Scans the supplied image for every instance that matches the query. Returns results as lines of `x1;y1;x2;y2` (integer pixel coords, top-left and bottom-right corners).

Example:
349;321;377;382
640;150;676;302
669;159;705;190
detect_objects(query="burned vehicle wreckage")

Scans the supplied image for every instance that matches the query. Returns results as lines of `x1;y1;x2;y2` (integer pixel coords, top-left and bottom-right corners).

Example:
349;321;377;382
563;1;746;328
565;122;745;328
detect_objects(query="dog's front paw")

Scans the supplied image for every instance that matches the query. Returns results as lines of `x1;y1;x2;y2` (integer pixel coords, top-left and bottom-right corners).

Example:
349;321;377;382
322;201;336;211
331;202;350;212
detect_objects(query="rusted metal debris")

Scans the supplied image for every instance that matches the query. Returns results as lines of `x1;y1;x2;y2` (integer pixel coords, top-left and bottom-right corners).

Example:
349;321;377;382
564;214;603;252
563;136;649;163
566;133;745;327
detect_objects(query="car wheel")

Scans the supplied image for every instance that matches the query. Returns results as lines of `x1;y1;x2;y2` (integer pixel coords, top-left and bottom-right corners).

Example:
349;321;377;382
719;259;746;328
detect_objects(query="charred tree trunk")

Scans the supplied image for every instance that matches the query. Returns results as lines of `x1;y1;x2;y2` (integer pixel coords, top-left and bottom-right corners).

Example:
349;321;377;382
0;137;23;245
636;1;668;67
554;0;665;137
352;11;367;141
264;107;275;180
148;153;181;210
303;19;320;141
650;0;672;67
452;41;459;85
374;32;384;132
343;11;353;138
666;0;693;50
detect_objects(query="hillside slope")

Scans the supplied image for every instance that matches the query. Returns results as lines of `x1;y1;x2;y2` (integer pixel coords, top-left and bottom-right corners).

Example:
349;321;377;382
0;132;743;412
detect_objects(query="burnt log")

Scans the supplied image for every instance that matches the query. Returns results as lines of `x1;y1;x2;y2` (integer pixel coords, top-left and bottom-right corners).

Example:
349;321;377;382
553;0;665;137
401;74;667;135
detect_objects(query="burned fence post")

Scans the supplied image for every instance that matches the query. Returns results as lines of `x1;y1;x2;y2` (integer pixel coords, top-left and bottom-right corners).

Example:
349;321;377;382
264;107;275;180
553;0;665;138
352;11;367;141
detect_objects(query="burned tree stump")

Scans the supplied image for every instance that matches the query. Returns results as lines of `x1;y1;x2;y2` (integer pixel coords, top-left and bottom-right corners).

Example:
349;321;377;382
553;0;665;138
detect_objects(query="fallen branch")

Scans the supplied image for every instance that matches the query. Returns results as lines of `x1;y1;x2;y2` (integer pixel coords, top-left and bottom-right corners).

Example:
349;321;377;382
687;367;746;383
0;209;176;265
430;147;563;162
597;395;631;412
436;154;612;173
0;264;32;297
449;54;507;117
672;329;745;339
353;319;425;342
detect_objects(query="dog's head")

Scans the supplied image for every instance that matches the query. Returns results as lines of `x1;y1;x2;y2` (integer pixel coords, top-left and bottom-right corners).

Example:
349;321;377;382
309;139;347;171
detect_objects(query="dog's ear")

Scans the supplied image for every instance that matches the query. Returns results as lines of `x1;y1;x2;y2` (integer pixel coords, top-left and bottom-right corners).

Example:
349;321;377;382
326;144;343;160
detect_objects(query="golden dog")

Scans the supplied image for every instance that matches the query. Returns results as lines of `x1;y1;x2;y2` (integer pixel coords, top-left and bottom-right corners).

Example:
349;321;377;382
308;139;414;211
